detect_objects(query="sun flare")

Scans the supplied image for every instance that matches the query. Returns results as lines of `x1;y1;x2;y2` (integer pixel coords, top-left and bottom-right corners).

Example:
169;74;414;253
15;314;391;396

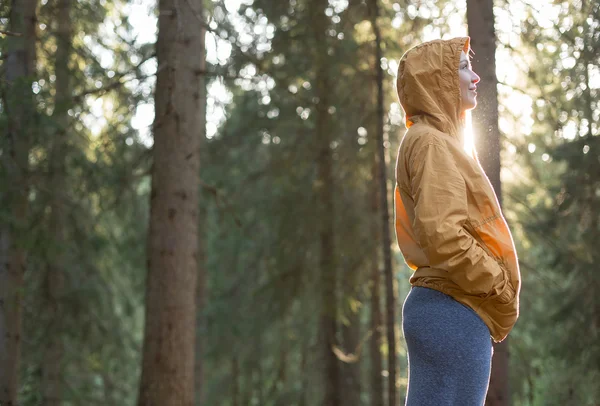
463;110;475;158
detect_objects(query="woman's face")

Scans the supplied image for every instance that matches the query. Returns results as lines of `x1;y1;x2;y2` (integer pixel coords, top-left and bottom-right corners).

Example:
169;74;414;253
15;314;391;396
459;50;480;111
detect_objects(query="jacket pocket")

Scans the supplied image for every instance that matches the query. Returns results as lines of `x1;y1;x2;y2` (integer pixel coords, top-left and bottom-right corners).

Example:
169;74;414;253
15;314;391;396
464;218;513;301
495;259;516;304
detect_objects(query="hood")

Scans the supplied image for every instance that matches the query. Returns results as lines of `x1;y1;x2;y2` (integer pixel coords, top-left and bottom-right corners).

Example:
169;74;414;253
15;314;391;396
396;37;469;143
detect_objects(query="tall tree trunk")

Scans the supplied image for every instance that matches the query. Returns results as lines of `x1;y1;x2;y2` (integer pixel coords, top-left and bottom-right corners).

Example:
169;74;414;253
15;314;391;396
253;341;264;405
277;342;288;393
195;242;206;406
240;367;252;406
195;45;207;406
341;293;362;406
466;1;509;405
41;0;71;403
369;161;385;406
580;0;594;140
310;0;340;404
0;1;37;404
137;0;205;403
299;337;308;406
231;356;239;406
368;0;396;404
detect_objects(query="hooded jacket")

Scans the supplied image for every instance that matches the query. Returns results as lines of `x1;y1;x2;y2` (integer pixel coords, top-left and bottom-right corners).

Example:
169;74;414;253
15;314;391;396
394;37;521;343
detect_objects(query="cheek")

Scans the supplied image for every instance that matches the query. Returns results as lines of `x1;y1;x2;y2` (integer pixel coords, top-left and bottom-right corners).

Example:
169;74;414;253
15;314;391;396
458;74;469;93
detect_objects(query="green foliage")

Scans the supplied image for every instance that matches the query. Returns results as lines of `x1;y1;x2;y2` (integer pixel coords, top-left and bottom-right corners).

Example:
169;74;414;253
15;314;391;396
197;0;460;404
503;0;600;404
0;0;151;404
3;0;598;403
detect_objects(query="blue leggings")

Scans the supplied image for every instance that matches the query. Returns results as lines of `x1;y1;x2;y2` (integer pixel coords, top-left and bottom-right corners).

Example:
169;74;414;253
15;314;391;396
401;286;493;406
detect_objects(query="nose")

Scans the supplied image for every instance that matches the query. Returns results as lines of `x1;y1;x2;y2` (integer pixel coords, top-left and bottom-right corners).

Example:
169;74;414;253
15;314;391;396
472;72;480;84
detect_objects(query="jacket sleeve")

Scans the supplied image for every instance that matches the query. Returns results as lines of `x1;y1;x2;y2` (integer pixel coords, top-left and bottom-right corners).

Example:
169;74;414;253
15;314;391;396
409;141;503;296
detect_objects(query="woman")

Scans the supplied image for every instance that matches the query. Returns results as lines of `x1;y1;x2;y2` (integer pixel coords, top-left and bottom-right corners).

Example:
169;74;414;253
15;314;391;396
394;37;522;405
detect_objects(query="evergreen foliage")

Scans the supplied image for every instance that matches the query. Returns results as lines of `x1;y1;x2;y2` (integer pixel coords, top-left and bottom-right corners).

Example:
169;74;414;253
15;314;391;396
502;0;600;404
0;0;597;404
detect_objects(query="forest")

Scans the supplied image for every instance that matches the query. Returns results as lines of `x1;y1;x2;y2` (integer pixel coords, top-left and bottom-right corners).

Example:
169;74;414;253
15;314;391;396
0;0;598;405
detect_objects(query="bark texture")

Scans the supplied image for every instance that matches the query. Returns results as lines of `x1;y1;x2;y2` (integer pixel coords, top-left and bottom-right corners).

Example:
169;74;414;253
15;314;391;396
137;0;205;403
195;239;206;406
194;26;207;406
341;295;362;406
310;0;340;403
369;160;384;406
0;0;37;404
466;1;510;405
40;0;72;403
368;0;397;404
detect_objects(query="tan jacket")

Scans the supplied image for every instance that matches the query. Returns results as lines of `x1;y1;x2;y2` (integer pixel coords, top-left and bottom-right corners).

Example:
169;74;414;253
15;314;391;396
394;37;521;343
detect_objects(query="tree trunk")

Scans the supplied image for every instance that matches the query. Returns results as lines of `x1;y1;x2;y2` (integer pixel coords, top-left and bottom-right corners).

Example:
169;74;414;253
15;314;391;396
369;160;385;406
0;1;37;404
232;356;239;406
310;0;340;404
40;0;71;403
368;0;397;404
466;1;509;405
240;366;251;406
195;42;207;406
253;341;264;405
341;296;362;406
299;338;308;406
137;0;205;403
195;243;206;406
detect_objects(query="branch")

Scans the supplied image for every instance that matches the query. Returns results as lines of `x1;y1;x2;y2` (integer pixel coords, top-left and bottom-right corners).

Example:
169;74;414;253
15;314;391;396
74;64;242;102
199;179;242;227
72;71;155;103
71;49;158;101
0;30;22;37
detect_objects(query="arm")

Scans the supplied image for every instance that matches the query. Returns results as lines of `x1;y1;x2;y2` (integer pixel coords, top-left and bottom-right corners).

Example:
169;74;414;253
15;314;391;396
410;141;503;296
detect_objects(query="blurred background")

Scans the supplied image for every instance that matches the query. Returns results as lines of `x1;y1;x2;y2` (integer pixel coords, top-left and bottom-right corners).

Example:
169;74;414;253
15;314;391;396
0;0;598;405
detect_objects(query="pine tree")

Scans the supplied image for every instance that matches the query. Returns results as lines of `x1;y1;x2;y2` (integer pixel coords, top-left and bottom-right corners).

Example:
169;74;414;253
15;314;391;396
466;0;511;404
368;0;397;404
198;0;456;403
137;0;205;403
16;0;153;402
0;1;37;403
502;0;600;403
40;0;72;403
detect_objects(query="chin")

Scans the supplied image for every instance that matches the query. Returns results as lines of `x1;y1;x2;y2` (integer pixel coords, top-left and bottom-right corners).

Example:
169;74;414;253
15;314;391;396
461;96;477;111
464;100;477;111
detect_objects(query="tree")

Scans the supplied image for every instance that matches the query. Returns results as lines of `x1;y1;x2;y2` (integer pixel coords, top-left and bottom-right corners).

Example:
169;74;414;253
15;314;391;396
309;0;341;402
40;0;72;403
137;0;205;403
501;0;600;403
1;0;157;402
369;159;385;406
0;0;37;403
368;1;397;405
188;0;459;403
466;1;510;405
